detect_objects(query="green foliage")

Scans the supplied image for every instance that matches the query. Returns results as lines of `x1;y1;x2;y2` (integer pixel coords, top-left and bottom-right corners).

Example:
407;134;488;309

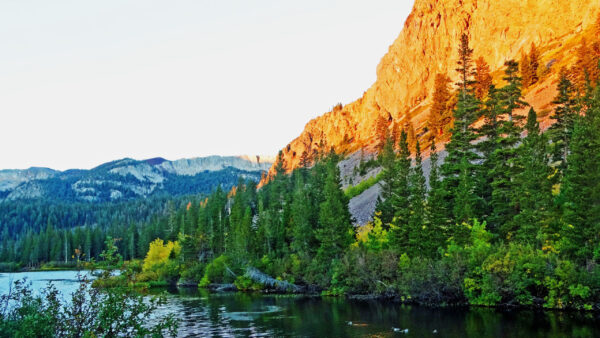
0;240;178;337
234;276;263;291
344;172;382;200
199;255;233;287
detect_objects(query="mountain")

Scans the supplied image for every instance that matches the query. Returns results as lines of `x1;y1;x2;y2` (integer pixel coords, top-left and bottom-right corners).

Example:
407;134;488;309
269;0;600;177
0;155;273;203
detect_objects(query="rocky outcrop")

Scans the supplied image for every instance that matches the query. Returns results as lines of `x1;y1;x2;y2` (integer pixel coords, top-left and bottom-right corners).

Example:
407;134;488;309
269;0;600;176
0;167;57;192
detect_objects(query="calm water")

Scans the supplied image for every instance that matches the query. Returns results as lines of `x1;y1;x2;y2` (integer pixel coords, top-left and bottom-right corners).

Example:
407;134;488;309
1;271;599;337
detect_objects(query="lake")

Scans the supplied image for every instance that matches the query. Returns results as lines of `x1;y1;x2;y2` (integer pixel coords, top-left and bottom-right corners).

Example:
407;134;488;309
1;270;599;337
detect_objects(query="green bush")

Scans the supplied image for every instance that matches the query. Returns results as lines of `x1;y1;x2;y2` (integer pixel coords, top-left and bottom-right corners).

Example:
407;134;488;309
179;262;206;284
199;255;232;287
234;276;263;291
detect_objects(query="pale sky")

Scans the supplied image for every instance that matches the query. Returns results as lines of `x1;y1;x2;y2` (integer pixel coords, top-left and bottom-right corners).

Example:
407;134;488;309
0;0;414;170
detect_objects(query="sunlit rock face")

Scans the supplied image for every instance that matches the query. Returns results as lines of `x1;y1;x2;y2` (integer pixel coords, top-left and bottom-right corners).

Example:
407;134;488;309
269;0;600;177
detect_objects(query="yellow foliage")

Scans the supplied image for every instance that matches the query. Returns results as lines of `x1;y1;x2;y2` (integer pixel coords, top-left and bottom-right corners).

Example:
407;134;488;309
354;222;374;245
143;238;180;272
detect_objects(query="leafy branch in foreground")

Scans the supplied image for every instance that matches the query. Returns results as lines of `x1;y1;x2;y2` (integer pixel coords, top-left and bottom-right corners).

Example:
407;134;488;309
0;237;178;337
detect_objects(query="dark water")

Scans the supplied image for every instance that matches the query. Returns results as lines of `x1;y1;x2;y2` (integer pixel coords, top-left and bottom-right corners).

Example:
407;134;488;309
2;271;599;337
157;287;600;337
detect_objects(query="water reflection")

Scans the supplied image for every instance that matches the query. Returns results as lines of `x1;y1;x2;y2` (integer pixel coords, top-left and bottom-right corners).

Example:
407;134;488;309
1;271;598;337
153;287;600;338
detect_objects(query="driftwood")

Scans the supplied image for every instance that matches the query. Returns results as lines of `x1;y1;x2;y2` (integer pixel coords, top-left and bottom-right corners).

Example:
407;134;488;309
244;267;302;293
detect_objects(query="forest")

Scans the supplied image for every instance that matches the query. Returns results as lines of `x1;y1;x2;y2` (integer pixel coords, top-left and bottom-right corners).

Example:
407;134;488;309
2;33;600;310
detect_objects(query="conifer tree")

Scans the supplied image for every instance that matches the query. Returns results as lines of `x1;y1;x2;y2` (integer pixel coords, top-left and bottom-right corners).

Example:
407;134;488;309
512;108;553;245
429;73;453;136
521;53;532;89
290;174;314;256
407;140;427;256
453;156;477;225
375;113;390;151
476;85;502;218
559;84;600;264
529;43;540;85
425;140;448;252
474;57;493;100
548;71;577;177
316;155;354;264
375;132;397;227
388;130;412;253
441;33;481;224
490;60;527;236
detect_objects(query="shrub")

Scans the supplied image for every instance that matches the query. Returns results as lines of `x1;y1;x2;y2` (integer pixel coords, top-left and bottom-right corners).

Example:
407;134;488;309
198;255;232;287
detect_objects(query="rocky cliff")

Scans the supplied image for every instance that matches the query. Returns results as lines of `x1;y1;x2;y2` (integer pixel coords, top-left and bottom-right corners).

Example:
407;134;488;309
270;0;600;176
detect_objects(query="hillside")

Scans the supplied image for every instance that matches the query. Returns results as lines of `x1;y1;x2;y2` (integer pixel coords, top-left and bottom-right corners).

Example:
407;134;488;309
0;155;273;203
270;0;600;177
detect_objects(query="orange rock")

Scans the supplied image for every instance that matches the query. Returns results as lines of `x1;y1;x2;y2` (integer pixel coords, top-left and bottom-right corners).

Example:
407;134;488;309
267;0;600;178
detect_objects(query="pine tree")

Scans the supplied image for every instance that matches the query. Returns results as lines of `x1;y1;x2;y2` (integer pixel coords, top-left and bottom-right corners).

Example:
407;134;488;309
375;133;397;227
521;52;532;89
388;130;412;253
559;84;600;264
316;155;354;264
474;57;493;100
453;156;477;224
529;43;540;86
407;140;427;256
490;60;527;236
574;38;595;95
512;108;553;245
290;174;314;256
548;70;577;177
429;73;453;136
425;140;448;253
441;33;481;224
456;33;476;91
476;85;502;219
375;113;390;151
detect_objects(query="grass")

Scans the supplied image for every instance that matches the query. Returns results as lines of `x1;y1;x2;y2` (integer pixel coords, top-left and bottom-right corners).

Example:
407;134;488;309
345;172;383;199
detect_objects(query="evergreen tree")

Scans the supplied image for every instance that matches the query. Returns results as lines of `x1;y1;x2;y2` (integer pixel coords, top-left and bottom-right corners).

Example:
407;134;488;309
407;140;427;256
521;53;532;88
529;43;540;86
429;73;453;137
290;174;314;256
375;133;397;227
474;57;493;100
388;131;412;253
490;60;527;236
512;108;553;245
559;84;600;264
476;84;502;219
441;33;481;224
315;155;354;264
548;71;577;178
425;140;447;253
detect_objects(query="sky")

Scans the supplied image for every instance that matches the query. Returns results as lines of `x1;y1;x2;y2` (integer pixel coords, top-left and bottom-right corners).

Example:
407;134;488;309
0;0;414;170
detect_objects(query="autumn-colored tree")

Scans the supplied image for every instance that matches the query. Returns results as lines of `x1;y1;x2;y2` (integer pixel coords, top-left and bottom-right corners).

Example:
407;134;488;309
375;113;390;151
143;238;181;272
429;73;452;136
405;121;416;151
474;57;493;99
529;43;540;85
521;52;532;89
573;38;596;94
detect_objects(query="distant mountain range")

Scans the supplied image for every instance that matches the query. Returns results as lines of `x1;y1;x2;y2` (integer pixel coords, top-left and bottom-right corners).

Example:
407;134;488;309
0;155;273;202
